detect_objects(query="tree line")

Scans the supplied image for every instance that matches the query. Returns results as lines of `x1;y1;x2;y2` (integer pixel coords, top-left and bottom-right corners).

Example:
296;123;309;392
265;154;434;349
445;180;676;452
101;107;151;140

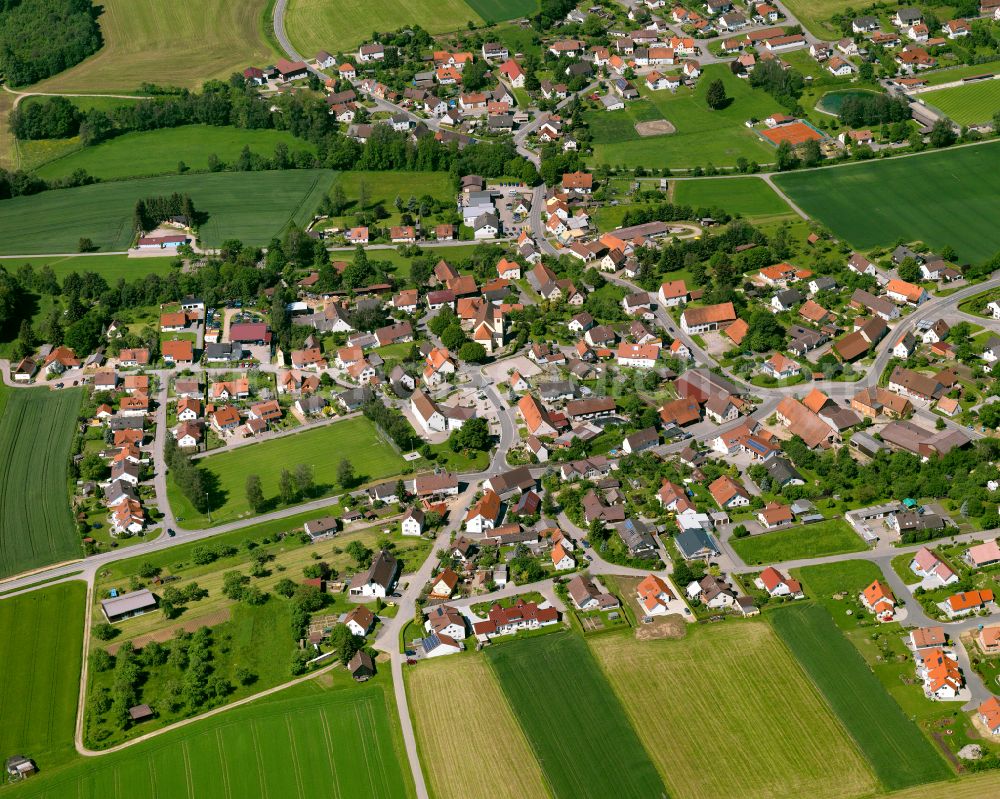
0;0;101;86
7;81;538;190
838;94;910;128
133;193;198;234
164;437;210;514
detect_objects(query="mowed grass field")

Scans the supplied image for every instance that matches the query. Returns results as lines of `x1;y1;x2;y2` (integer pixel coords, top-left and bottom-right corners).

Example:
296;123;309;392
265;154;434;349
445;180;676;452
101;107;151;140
588;65;781;169
672;177;794;219
0;386;83;578
0;581;86;772
779;0;856;38
0;170;336;254
169;417;406;528
921;80;1000;125
774;143;1000;263
35;126;315;181
11;680;414;798
769;603;952;789
730;519;867;565
285;0;482;55
590;624;876;799
30;0;277;94
485;631;665;799
325;170;456;230
406;655;551;799
0;254;176;284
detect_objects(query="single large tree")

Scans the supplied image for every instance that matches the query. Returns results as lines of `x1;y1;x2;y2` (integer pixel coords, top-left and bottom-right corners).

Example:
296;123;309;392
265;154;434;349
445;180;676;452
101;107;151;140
245;474;264;512
706;79;728;110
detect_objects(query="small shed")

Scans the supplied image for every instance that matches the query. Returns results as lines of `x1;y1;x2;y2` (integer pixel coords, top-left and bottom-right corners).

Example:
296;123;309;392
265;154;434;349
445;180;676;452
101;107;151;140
128;704;154;723
348;650;376;682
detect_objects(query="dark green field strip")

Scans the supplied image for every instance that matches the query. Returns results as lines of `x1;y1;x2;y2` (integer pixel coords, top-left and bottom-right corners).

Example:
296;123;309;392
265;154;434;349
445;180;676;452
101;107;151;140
769;603;952;790
486;631;668;799
0;387;82;578
11;683;412;798
773;142;1000;263
0;169;338;254
464;0;537;22
0;581;85;771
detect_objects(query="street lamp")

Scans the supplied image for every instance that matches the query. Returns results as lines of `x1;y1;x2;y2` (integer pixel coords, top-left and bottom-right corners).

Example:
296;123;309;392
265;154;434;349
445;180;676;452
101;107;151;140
205;491;212;523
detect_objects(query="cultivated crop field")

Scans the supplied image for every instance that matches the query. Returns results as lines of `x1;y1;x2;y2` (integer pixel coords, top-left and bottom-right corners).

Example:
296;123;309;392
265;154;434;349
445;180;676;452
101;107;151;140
731;519;867;565
590;624;876;799
285;0;482;55
588;65;781;169
168;417;406;528
672;177;794;219
13;680;414;798
485;631;665;799
0;581;85;772
773;143;1000;263
921;80;1000;125
0;170;337;254
769;603;952;789
30;0;277;93
35;126;315;181
406;655;550;799
0;386;82;578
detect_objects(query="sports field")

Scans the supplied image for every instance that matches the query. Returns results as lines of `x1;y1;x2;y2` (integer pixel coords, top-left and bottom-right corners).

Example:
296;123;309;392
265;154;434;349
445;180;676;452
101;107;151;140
30;0;277;93
485;631;665;799
921;80;1000;125
0;170;337;254
406;655;550;799
769;603;952;789
285;0;482;55
922;60;1000;86
35;126;315;181
731;519;866;565
0;387;83;578
0;581;86;772
168;417;406;528
588;65;781;169
12;679;414;798
672;177;793;219
590;624;876;799
0;254;176;283
773;143;1000;263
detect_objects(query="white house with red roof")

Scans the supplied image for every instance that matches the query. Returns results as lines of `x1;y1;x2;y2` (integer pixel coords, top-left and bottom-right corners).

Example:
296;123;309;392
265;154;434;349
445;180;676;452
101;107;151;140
755;567;803;598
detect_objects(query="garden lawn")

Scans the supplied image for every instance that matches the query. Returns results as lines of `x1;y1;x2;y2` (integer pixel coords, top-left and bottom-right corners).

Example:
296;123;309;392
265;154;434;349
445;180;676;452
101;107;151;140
169;417;405;527
35;126;315;181
405;655;549;799
0;254;175;284
0;386;82;578
30;0;277;93
588;64;782;169
0;170;337;254
920;80;1000;126
672;177;794;219
773;142;1000;263
0;581;86;772
285;0;482;55
769;603;952;790
485;631;664;799
590;624;876;799
11;678;413;798
730;519;865;565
